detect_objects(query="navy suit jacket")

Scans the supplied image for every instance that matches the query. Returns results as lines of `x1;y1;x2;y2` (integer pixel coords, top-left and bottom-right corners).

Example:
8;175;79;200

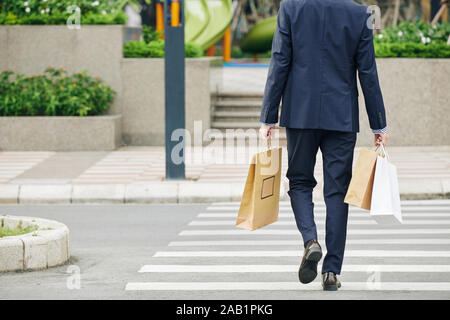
260;0;387;132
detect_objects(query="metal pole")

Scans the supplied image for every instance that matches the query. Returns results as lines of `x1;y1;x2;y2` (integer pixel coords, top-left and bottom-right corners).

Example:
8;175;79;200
223;27;231;62
164;0;186;180
156;0;164;38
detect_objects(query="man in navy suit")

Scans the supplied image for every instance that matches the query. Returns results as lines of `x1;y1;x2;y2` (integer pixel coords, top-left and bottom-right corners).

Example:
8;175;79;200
260;0;389;291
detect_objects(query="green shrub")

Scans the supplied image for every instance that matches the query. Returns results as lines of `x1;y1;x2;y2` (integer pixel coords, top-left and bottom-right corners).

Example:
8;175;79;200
0;67;115;116
231;46;244;58
0;11;127;25
374;41;450;58
375;21;450;44
142;25;162;44
0;220;38;238
124;40;153;58
124;40;204;58
148;38;165;58
185;42;203;58
0;12;20;24
80;11;127;25
0;0;127;25
19;11;68;25
374;21;450;58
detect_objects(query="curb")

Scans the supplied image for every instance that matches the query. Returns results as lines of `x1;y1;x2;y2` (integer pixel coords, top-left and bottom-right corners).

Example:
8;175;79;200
0;180;449;204
0;216;70;272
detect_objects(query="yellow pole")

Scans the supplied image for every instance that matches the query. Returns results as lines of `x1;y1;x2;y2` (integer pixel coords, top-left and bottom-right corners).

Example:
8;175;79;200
223;27;231;62
171;0;180;27
156;1;164;38
421;0;431;23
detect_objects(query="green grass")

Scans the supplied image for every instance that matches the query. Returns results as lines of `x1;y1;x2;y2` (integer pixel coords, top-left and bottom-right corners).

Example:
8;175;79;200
0;219;38;238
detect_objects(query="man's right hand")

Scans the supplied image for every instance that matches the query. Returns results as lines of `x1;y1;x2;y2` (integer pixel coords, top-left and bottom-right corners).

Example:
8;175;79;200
260;124;275;140
374;132;389;146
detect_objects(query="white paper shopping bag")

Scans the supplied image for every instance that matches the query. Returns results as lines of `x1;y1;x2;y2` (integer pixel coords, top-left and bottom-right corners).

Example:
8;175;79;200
370;145;402;224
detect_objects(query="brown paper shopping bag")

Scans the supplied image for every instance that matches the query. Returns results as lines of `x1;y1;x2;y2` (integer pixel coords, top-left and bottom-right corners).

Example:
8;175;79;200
235;145;282;231
344;148;378;210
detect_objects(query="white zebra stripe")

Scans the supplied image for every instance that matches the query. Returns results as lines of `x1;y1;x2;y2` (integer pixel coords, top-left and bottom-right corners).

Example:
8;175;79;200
197;213;450;218
138;264;450;273
125;281;450;291
179;229;450;236
210;200;450;206
188;220;450;226
153;250;450;258
168;239;450;247
206;206;450;212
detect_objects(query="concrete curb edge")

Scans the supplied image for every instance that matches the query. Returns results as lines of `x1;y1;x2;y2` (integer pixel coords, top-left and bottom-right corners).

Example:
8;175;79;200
0;180;448;204
0;215;70;272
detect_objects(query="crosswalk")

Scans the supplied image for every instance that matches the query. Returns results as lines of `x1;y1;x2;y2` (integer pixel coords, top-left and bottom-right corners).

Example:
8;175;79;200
125;200;450;296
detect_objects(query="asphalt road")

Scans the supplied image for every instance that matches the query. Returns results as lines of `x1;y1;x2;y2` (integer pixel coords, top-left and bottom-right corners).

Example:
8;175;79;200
1;201;450;300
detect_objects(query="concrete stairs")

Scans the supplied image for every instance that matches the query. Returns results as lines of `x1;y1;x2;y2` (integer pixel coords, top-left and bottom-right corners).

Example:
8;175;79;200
208;92;286;146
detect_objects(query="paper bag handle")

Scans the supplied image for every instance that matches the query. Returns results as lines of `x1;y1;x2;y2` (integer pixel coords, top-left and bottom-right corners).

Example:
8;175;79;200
375;143;390;161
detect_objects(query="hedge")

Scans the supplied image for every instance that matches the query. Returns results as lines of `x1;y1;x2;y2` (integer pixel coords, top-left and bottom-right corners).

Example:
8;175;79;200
0;67;115;116
0;0;127;25
124;39;204;58
124;26;204;58
374;21;450;58
374;41;450;58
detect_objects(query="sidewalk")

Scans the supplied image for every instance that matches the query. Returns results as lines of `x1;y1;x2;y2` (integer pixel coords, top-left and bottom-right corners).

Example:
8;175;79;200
0;146;448;204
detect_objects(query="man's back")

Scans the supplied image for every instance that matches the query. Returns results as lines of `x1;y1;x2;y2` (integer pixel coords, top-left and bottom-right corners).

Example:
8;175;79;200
258;0;389;291
261;0;387;133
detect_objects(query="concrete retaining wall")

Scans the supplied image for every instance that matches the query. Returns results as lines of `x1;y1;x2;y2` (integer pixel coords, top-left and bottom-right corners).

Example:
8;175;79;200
1;25;448;148
0;25;124;115
0;115;122;151
121;58;217;145
0;25;218;148
357;58;450;146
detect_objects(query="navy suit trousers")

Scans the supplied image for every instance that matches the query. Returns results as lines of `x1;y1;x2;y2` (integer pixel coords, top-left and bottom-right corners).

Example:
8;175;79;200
286;128;357;275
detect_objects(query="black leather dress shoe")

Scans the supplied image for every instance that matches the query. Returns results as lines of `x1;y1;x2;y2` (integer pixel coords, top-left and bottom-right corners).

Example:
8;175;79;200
298;239;323;284
322;272;342;291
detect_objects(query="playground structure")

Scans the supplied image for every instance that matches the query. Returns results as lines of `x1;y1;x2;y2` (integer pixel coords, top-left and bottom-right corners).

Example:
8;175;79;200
133;0;448;62
152;0;275;62
155;0;233;61
238;0;449;60
239;15;276;58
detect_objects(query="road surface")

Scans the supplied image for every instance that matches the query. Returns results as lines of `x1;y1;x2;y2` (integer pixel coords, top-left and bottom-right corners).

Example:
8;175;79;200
1;201;450;300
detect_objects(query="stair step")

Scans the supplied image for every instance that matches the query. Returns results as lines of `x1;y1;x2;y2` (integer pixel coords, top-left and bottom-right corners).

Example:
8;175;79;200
214;106;262;113
214;100;262;108
213;92;264;101
214;111;261;118
206;129;286;140
212;121;261;129
213;118;261;123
